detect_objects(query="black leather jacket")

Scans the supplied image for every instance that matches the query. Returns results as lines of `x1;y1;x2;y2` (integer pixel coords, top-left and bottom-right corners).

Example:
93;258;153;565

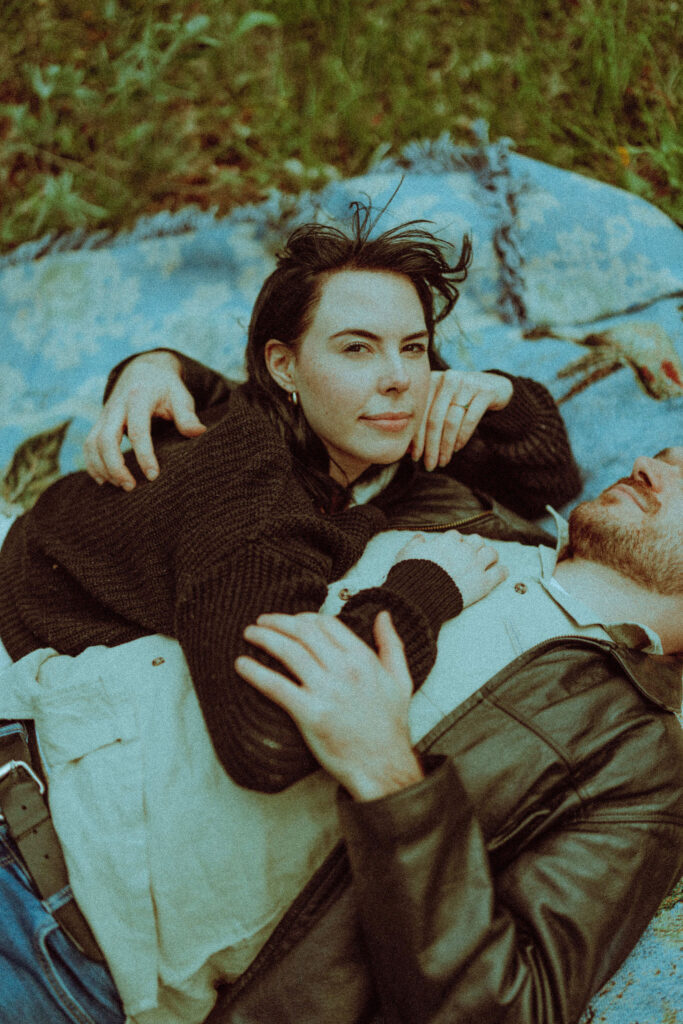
206;481;683;1024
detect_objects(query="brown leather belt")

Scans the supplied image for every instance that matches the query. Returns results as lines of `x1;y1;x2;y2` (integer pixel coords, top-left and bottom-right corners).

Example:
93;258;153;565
0;721;104;962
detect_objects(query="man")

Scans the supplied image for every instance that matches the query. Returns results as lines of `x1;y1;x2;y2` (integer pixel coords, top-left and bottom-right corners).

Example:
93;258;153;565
0;449;680;1024
219;446;683;1023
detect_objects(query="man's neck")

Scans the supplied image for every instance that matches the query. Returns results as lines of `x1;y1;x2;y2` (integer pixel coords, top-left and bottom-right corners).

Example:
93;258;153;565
553;557;683;655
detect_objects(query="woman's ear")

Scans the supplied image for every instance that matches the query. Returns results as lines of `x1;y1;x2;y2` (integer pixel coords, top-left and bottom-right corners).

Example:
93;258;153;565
264;339;296;395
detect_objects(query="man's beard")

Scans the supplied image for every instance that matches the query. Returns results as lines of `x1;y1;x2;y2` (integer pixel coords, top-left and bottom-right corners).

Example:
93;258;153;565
567;485;683;596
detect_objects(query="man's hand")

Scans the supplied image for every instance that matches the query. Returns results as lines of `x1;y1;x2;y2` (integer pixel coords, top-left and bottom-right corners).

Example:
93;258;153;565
394;530;508;608
411;370;513;470
83;351;205;489
236;611;424;801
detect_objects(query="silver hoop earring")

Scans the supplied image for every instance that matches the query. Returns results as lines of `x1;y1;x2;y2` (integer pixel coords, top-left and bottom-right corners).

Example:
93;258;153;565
290;390;299;406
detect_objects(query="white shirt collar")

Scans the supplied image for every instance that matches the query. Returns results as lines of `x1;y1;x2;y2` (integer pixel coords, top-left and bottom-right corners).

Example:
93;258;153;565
348;463;400;507
540;507;664;655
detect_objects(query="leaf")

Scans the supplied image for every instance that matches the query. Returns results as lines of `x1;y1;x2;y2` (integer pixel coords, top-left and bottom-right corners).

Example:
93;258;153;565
28;63;61;100
232;12;281;39
183;15;212;36
1;420;72;512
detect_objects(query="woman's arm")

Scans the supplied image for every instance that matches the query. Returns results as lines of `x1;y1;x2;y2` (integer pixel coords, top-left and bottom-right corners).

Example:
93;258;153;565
88;355;579;518
410;368;580;517
84;349;233;488
443;372;582;517
102;347;232;408
178;534;503;793
175;551;453;792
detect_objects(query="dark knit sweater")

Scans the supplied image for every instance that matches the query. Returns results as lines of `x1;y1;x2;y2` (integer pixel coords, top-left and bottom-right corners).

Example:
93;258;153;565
156;350;582;519
0;387;463;792
0;361;580;792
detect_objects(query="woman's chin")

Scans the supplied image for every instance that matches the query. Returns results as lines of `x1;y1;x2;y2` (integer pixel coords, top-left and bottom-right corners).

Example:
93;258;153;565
366;442;411;466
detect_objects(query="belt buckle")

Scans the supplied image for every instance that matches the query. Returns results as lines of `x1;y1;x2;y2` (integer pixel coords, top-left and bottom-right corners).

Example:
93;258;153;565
0;759;46;821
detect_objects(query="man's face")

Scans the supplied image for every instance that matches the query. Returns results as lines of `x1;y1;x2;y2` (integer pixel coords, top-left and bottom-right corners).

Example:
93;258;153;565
568;447;683;594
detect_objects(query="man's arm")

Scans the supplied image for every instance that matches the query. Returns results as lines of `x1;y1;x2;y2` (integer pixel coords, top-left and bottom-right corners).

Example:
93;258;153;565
235;611;683;1022
339;757;681;1023
236;610;422;800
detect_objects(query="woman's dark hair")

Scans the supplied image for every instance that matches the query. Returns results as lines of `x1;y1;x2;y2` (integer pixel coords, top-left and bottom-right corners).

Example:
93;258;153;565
244;201;472;496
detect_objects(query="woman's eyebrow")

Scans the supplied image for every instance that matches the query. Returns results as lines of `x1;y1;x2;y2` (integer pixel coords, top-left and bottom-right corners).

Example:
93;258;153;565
329;328;429;342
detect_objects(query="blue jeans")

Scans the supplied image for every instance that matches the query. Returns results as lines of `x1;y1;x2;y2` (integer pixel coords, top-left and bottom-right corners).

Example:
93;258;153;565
0;824;125;1024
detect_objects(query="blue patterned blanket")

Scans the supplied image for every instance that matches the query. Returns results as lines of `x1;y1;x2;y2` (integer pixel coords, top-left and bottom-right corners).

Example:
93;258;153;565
0;133;681;1022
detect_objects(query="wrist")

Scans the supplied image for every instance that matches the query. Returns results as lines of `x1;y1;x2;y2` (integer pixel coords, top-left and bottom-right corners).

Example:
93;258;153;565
344;749;424;802
385;559;464;631
479;371;539;439
134;349;182;376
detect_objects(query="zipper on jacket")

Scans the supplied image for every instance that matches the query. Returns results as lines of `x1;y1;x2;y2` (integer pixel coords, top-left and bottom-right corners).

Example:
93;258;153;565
392;510;496;532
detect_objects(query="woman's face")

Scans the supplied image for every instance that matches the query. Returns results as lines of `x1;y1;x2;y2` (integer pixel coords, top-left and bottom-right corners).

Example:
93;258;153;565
271;270;432;485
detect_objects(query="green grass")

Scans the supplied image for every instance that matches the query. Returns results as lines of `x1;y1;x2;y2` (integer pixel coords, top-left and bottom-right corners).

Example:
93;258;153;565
0;0;680;252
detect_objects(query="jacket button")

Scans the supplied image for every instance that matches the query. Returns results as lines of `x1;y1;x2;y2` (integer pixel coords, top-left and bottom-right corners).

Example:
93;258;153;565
339;588;352;601
152;657;165;666
514;582;528;594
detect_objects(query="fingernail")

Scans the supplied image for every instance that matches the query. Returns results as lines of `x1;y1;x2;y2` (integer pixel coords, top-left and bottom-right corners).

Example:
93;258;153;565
94;476;104;486
123;481;134;492
146;468;158;480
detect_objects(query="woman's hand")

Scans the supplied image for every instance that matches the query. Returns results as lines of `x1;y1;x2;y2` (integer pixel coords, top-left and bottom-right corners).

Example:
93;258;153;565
236;610;423;801
394;531;508;608
84;352;205;489
410;370;513;470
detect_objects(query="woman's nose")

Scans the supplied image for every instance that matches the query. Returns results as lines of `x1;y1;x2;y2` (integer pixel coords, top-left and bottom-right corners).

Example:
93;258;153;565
378;356;410;393
632;455;664;491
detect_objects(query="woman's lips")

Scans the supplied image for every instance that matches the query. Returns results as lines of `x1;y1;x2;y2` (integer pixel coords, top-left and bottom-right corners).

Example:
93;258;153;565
361;413;412;433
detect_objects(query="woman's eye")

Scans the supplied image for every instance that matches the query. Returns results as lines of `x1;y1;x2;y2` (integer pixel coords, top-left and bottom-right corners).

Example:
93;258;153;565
403;342;428;354
343;342;371;354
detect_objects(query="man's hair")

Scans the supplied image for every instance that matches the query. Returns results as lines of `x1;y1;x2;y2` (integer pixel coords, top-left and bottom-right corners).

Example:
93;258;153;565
244;202;472;491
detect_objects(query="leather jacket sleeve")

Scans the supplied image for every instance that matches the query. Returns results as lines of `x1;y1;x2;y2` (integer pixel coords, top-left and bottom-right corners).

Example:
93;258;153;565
338;756;682;1024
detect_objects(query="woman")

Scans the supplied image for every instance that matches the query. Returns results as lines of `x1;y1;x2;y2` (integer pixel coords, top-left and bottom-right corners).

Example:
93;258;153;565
0;207;581;1023
0;208;579;795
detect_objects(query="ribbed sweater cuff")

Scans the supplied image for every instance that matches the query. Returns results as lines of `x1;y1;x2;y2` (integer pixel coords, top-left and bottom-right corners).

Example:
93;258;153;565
384;559;463;632
479;372;544;440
